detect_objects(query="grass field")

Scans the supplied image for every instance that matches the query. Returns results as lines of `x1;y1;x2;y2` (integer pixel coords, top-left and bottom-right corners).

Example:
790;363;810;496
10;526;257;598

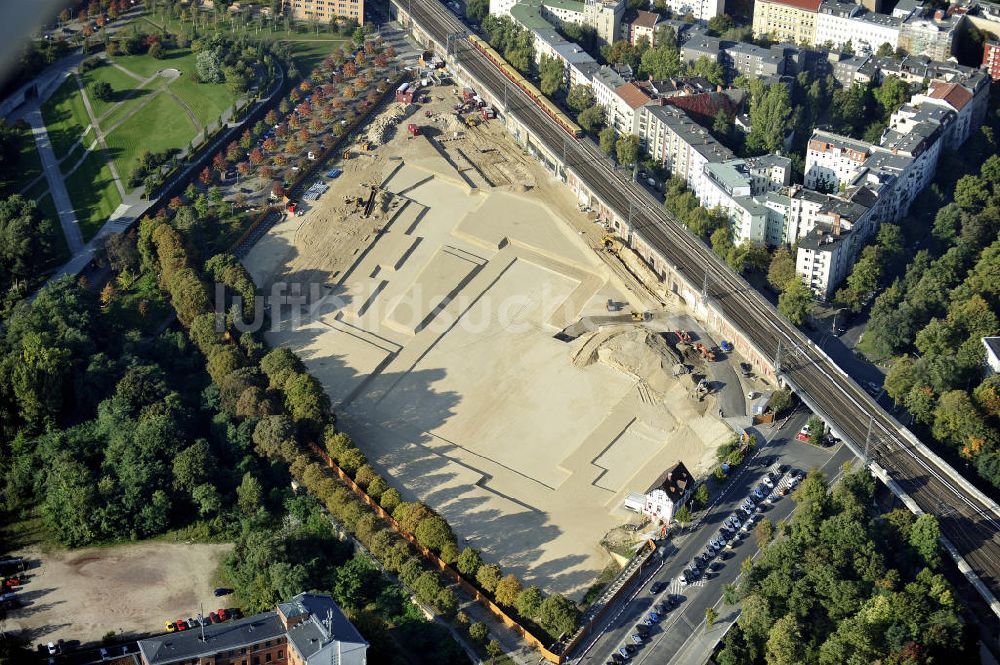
105;92;197;183
0;124;45;196
64;150;122;241
112;47;199;79
41;76;91;160
79;61;148;120
288;39;349;77
169;71;233;128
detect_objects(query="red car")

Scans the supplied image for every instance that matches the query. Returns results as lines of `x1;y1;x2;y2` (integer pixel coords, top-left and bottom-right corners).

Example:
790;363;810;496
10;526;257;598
796;427;810;442
217;608;227;621
209;612;220;624
175;619;188;631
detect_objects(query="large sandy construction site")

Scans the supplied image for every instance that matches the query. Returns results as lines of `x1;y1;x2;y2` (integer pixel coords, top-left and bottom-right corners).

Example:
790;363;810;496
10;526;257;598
242;86;734;597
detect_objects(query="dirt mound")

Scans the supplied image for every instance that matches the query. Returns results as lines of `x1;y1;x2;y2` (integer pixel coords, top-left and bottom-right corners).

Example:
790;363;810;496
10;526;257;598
574;328;683;397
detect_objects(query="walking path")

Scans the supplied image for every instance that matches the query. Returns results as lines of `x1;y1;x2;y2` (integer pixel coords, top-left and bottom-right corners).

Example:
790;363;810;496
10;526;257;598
24;105;84;254
75;74;127;199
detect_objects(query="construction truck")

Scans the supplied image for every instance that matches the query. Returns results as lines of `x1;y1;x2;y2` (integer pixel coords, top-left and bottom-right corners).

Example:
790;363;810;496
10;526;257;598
695;342;716;362
675;330;692;344
465;114;480;128
631;311;652;322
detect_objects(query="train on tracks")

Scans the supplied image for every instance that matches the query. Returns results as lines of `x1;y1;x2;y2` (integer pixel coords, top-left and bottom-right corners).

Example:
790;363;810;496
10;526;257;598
468;34;583;139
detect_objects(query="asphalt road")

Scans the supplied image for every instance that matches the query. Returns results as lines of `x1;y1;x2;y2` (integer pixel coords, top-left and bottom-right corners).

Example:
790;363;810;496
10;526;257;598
569;414;853;665
389;0;1000;610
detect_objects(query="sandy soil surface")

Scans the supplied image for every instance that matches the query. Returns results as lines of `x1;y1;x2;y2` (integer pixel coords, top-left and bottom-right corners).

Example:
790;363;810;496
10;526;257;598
241;84;733;599
5;543;231;645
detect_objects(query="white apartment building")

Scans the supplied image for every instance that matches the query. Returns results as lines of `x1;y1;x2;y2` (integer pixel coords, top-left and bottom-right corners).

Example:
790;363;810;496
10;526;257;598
908;74;990;149
639;462;693;524
638;104;733;193
609;82;653;134
500;0;624;45
814;0;902;53
659;0;726;21
804;130;872;191
592;65;627;112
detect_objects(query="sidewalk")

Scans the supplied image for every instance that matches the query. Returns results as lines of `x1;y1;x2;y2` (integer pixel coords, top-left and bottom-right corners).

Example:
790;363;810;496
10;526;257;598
24;104;84;254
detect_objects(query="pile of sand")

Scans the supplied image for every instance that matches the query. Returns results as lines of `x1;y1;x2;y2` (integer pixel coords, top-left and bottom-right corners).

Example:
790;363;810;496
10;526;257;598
574;328;683;397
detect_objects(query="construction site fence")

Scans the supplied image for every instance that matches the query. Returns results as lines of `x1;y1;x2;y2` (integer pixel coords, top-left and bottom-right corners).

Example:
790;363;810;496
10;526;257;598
308;443;565;663
228;69;409;256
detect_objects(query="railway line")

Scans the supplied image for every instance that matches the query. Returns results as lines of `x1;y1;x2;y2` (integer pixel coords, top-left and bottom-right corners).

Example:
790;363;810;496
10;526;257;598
393;0;1000;610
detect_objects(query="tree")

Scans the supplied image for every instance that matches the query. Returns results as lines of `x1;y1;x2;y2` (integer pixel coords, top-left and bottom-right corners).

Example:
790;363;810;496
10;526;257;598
767;246;797;291
196;49;223;83
468;622;488;644
192;483;222;516
754;517;774;546
693;483;709;508
0;194;57;288
486;640;503;659
639;40;682;79
766;613;805;665
778;279;813;325
516;586;543;618
457;547;483;577
705;607;718;629
415;514;455;553
876;42;895;57
237;472;263;515
172;438;214;495
599;127;617;156
538;53;564;96
873;75;909;121
466;0;489;21
566;84;595;113
615;134;640;167
746;83;791;154
689;56;724;86
577;104;604;133
149;41;164;59
91;80;113;102
494;574;522;608
537;594;578;639
476;563;502;593
380;488;402;513
674;505;692;526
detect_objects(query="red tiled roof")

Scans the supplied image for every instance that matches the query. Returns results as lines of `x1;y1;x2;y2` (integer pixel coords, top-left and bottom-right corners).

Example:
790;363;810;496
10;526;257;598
928;81;973;111
764;0;821;11
631;10;661;29
664;93;739;125
615;82;653;109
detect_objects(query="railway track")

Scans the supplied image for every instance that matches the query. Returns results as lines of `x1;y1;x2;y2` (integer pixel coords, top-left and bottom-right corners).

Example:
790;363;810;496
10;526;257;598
395;0;1000;607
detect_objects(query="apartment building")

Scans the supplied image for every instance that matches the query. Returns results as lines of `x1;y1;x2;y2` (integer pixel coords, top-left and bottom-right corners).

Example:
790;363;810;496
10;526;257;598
908;72;990;148
984;41;1000;80
499;0;623;45
639;105;733;191
624;10;665;46
284;0;362;23
898;7;963;61
814;0;902;53
138;594;367;665
656;0;726;20
804;130;872;191
610;82;653;133
752;0;822;45
510;0;601;86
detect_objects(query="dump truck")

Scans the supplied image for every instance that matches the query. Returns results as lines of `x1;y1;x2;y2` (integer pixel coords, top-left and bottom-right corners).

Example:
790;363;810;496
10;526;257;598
631;311;652;321
675;330;692;344
462;88;476;103
407;123;421;137
481;106;496;120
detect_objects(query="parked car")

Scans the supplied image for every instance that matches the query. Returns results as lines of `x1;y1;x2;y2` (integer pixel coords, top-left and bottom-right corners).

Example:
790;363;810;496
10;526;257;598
762;476;775;488
217;609;228;621
647;611;661;623
796;427;810;442
165;620;176;633
174;619;187;631
209;612;220;624
631;633;644;644
46;642;57;655
650;581;667;594
611;653;625;664
186;618;199;629
214;588;232;597
618;646;631;658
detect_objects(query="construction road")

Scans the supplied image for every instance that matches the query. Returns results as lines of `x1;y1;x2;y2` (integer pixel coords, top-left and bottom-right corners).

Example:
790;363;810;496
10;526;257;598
391;0;1000;619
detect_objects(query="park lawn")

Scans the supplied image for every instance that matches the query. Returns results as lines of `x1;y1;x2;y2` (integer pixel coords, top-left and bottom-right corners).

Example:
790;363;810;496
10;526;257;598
36;193;71;266
64;150;122;241
79;61;147;120
104;92;197;186
287;39;349;77
41;76;92;160
112;48;198;80
0;124;44;197
169;74;235;128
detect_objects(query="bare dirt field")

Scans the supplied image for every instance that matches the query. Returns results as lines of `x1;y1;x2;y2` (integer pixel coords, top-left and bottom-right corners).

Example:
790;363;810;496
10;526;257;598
5;542;231;645
242;85;733;598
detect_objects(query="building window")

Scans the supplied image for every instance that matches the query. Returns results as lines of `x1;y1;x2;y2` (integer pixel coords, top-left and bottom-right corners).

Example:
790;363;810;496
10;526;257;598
266;655;273;663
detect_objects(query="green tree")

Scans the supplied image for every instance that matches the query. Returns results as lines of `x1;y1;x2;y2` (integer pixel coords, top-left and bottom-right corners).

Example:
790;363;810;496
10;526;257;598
674;505;692;526
639;39;682;79
172;438;214;494
192;483;222;516
766;613;805;665
873;76;909;120
476;563;502;593
457;547;483;577
486;640;503;659
778;279;813;325
599;126;617;156
577;104;604;133
566;84;595;113
380;488;402;513
91;80;113;101
615;134;640;167
538;53;564;96
415;514;455;553
516;586;544;618
767;246;797;292
705;607;718;629
466;0;488;21
746;82;791;154
537;594;578;639
689;56;724;86
237;472;263;515
0;194;57;291
468;622;488;643
693;483;709;508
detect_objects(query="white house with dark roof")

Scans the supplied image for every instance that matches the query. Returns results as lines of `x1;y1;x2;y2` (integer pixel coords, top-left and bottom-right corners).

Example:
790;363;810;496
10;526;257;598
641;461;693;523
984;338;1000;375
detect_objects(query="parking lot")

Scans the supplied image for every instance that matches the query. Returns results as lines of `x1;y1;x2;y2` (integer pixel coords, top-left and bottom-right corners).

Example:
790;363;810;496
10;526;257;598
3;542;231;646
574;412;856;665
